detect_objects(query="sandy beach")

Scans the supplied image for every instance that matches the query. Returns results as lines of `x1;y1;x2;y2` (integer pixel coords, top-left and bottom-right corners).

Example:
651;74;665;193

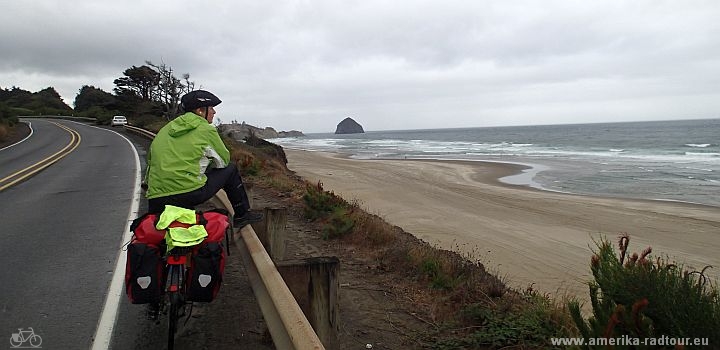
285;149;720;301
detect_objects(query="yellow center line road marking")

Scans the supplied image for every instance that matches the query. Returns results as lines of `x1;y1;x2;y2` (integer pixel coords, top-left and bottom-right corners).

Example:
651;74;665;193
0;122;82;191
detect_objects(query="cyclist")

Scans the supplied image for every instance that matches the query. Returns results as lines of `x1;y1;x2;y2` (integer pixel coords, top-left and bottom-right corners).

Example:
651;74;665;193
144;89;262;228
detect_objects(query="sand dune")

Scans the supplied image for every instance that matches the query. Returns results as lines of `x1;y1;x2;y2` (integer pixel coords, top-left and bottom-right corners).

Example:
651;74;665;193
286;149;720;301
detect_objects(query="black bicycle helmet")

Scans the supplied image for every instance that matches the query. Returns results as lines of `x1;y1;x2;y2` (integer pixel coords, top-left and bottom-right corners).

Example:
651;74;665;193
181;90;222;111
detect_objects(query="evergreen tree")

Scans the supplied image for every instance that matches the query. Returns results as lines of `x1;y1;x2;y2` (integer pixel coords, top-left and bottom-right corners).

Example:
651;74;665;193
113;65;160;100
74;85;118;112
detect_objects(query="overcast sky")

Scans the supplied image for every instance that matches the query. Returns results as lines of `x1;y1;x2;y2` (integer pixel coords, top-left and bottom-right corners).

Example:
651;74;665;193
1;1;719;133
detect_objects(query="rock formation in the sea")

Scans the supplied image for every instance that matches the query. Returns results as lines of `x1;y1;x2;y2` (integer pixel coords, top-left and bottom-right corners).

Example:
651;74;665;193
218;122;304;141
335;117;364;134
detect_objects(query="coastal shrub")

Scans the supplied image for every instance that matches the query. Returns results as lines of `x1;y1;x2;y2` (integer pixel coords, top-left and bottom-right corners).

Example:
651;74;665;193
265;175;299;194
434;292;569;349
405;243;501;294
321;207;355;239
421;258;455;290
0;102;20;126
302;181;358;239
407;246;458;290
302;181;346;220
239;154;263;176
569;234;720;348
350;212;398;246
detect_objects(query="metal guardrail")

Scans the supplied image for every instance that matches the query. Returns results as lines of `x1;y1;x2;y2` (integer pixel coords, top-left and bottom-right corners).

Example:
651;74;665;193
19;115;97;122
237;224;325;349
128;124;325;349
123;124;157;139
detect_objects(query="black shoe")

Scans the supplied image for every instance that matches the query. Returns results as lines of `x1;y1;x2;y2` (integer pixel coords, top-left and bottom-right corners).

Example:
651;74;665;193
233;211;263;228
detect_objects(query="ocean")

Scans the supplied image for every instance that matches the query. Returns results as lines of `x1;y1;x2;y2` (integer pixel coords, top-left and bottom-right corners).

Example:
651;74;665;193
269;118;720;208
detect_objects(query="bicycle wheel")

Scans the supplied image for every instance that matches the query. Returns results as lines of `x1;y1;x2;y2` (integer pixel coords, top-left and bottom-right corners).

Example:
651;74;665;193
167;292;181;350
29;335;42;348
9;337;23;348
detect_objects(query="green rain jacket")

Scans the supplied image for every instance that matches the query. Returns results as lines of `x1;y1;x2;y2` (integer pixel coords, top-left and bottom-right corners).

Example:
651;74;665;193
145;112;230;199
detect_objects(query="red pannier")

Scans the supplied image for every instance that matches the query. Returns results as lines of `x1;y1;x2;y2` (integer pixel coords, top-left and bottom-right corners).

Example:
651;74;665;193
130;213;166;245
129;210;229;244
201;210;230;243
124;210;230;304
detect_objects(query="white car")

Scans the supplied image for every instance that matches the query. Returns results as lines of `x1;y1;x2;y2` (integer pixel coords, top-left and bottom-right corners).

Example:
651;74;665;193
110;115;127;127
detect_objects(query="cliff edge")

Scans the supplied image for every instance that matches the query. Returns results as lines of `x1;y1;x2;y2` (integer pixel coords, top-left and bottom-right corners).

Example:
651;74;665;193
219;122;304;141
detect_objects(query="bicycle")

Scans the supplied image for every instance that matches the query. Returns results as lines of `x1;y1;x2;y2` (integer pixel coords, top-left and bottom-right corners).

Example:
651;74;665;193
9;327;42;348
161;225;232;350
163;246;193;350
128;203;234;350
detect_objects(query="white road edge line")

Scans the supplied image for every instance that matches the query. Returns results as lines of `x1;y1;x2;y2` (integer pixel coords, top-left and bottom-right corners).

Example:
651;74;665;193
82;123;142;350
0;120;33;151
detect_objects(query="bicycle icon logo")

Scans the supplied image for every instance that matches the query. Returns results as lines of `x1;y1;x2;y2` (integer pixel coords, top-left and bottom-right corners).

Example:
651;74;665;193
9;328;42;348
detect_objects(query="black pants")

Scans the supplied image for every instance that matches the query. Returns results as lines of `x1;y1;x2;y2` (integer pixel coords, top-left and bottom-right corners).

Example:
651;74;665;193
148;166;250;214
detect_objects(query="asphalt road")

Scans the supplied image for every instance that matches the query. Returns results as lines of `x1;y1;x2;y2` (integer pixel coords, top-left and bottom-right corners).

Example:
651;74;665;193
0;119;140;349
1;120;271;350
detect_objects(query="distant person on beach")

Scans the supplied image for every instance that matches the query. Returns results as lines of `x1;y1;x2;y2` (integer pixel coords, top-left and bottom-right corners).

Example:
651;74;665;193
143;89;262;227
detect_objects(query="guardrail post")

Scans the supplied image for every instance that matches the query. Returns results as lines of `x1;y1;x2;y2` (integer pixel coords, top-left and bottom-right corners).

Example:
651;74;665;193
235;226;325;350
255;207;287;261
277;257;340;348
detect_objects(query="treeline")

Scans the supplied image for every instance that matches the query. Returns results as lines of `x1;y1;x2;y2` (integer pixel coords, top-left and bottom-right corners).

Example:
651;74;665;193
0;87;73;126
1;60;195;130
75;61;195;129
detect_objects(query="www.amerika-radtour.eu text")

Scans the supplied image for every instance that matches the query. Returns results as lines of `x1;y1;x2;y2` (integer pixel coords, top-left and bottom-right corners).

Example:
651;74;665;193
551;335;709;347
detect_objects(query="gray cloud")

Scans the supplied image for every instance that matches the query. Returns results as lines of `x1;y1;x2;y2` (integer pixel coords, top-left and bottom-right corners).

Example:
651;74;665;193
1;0;719;132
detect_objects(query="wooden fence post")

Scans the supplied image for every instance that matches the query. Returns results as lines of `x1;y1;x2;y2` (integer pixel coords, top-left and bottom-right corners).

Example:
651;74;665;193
255;207;287;261
277;257;340;348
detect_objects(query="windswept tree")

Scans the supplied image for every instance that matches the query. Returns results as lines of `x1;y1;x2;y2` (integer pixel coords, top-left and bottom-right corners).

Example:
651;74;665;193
146;60;195;119
113;65;160;101
112;62;195;120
